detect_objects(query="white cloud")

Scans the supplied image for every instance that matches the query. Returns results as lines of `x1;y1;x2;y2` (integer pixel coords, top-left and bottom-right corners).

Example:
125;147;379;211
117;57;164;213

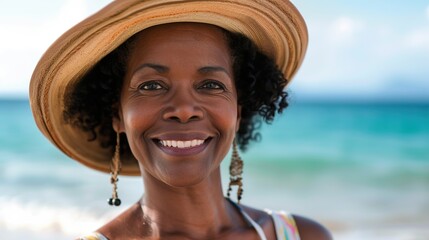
293;16;376;92
54;0;89;31
329;17;364;44
293;14;429;99
404;28;429;51
0;0;94;96
0;0;90;52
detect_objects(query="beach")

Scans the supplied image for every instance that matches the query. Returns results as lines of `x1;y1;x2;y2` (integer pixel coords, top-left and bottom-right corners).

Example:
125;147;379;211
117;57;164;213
1;99;428;239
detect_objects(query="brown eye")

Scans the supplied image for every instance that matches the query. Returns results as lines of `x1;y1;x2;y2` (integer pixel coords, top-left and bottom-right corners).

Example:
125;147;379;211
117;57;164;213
138;81;164;91
199;80;225;90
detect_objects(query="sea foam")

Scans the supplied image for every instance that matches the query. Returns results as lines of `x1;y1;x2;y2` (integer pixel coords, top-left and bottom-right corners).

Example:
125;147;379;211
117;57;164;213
0;197;120;238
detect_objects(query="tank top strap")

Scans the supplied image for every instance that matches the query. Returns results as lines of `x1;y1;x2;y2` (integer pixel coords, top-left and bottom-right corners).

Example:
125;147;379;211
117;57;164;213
76;232;109;240
227;199;268;240
267;210;301;240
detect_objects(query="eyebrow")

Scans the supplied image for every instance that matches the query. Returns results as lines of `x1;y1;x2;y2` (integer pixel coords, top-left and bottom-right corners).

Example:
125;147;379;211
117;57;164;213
132;64;230;76
198;66;230;76
132;63;169;75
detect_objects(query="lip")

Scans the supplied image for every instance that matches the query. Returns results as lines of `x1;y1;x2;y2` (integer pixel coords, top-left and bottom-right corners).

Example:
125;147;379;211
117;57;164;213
151;132;213;156
154;132;211;141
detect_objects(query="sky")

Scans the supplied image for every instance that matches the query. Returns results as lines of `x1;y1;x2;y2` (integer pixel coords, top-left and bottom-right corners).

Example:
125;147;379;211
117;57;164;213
0;0;428;101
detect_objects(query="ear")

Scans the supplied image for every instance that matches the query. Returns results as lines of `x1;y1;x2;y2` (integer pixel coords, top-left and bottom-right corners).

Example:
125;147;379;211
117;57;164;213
235;105;242;132
112;106;125;133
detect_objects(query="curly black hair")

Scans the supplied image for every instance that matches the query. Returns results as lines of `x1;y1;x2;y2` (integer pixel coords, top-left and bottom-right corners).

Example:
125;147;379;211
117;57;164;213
64;29;289;154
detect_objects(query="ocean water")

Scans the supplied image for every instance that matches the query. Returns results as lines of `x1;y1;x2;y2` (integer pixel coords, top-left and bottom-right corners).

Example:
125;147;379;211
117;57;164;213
1;99;428;239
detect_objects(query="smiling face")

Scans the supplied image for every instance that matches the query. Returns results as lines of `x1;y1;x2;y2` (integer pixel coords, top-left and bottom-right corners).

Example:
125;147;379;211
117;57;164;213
114;23;240;186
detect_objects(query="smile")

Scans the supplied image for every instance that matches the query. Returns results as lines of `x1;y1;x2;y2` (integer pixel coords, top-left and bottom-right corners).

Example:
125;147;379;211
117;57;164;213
159;139;205;148
154;136;212;156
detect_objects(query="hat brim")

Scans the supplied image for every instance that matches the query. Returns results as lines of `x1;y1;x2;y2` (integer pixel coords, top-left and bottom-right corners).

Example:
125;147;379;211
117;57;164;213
30;0;308;176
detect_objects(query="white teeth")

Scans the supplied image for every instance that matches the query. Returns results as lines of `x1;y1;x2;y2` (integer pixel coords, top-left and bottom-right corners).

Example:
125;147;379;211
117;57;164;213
160;139;205;148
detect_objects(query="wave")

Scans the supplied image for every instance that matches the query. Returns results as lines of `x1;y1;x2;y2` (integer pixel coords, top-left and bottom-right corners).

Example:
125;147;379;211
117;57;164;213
0;197;122;238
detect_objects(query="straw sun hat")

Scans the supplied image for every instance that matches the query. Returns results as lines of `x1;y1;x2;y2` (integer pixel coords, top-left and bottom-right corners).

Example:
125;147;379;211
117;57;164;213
30;0;308;176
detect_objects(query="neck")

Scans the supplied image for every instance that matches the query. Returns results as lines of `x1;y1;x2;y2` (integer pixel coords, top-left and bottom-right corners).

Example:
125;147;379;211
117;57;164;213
139;168;242;239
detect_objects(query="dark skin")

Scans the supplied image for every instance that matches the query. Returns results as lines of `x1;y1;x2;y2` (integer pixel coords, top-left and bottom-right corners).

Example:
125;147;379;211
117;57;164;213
99;23;332;240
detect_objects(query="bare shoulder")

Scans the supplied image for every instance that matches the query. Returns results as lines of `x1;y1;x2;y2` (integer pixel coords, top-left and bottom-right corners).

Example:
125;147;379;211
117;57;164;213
238;204;277;239
239;204;332;240
97;203;145;239
293;214;333;240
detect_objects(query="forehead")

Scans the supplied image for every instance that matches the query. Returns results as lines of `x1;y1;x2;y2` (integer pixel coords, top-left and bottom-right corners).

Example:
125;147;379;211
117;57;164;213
136;22;226;42
125;23;233;73
129;23;230;56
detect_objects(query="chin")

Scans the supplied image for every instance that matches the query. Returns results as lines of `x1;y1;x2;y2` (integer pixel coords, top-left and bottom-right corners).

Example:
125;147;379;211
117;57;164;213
163;166;214;188
140;161;218;188
165;175;208;188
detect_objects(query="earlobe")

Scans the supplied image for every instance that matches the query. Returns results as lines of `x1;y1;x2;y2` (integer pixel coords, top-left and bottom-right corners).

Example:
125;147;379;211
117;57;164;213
112;108;125;133
112;118;122;133
236;105;242;132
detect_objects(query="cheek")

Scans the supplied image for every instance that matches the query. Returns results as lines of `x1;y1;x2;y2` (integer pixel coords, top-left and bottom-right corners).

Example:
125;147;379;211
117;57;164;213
120;101;157;162
121;101;152;136
123;106;140;131
208;101;239;133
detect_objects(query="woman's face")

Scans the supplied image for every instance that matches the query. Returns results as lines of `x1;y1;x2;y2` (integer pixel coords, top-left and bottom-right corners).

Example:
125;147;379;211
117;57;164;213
115;23;240;186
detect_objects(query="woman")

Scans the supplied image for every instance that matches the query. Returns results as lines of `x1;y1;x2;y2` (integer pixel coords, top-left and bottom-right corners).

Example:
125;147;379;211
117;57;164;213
30;0;332;239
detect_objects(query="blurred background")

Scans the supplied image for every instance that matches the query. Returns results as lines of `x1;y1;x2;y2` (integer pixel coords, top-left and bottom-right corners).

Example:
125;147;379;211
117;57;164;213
1;1;428;239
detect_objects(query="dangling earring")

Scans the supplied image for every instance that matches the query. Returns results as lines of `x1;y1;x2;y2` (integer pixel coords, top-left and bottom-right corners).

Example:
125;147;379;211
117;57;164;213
227;139;244;204
108;132;121;206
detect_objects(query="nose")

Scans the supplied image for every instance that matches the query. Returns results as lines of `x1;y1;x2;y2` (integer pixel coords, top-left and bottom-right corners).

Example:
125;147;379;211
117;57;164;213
162;91;204;123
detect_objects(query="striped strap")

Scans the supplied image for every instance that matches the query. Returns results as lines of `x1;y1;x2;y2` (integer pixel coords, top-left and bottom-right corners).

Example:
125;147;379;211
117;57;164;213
239;206;268;240
77;232;109;240
269;211;301;240
227;198;268;240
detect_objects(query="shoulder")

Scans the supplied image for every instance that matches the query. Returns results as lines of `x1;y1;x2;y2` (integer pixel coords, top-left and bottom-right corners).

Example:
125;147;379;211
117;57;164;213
96;203;145;239
293;214;333;240
238;204;277;239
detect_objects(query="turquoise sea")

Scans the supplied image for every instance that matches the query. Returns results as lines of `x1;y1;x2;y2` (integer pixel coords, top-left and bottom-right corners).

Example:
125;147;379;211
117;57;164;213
1;99;428;239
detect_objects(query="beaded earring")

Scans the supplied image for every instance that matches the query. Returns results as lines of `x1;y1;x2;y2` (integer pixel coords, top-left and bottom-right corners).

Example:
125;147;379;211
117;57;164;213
227;139;244;203
108;132;121;206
